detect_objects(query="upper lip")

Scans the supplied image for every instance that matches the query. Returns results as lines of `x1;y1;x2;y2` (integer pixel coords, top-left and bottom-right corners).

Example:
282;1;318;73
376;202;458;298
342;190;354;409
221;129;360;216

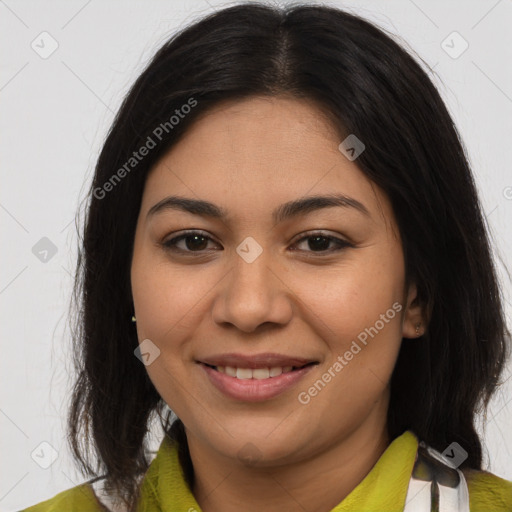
197;352;319;369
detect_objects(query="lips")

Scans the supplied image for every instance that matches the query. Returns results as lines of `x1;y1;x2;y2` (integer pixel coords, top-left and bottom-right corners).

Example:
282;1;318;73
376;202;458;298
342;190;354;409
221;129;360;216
197;352;318;369
199;360;317;401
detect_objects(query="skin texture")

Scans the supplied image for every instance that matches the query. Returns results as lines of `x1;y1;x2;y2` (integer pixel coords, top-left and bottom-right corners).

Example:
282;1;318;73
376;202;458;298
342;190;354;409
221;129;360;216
130;96;425;512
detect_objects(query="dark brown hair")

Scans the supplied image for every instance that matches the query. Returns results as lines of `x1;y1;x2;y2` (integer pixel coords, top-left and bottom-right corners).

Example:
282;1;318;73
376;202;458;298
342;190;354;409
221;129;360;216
67;3;510;510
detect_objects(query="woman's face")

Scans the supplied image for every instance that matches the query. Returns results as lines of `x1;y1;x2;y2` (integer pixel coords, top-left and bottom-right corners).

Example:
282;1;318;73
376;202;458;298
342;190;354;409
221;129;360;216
130;96;422;465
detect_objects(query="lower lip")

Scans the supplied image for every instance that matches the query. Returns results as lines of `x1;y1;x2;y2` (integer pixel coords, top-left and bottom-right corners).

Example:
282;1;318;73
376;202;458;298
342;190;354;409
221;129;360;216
199;363;316;402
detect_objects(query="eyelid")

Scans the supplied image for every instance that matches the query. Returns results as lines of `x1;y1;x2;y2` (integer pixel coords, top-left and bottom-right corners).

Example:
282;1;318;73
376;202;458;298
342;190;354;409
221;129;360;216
161;229;354;255
162;229;217;245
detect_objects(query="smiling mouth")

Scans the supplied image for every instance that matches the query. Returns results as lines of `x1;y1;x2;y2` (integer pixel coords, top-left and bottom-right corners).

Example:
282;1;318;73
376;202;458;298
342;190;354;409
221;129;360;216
201;361;317;379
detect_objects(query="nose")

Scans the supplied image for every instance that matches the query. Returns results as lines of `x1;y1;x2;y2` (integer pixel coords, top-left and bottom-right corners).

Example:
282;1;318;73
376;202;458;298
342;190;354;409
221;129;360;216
210;246;293;333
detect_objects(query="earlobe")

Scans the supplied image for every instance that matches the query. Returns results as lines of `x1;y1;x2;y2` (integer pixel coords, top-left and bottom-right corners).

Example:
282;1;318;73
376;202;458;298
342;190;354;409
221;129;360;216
402;283;426;339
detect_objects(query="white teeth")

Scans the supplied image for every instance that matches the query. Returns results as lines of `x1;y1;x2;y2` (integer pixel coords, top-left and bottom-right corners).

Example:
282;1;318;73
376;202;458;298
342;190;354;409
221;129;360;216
236;368;253;380
270;366;283;377
224;366;236;377
216;365;295;379
252;368;270;379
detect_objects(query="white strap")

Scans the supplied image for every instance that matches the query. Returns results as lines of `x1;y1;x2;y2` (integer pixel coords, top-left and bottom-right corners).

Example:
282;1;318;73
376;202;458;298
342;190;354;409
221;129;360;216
404;442;470;512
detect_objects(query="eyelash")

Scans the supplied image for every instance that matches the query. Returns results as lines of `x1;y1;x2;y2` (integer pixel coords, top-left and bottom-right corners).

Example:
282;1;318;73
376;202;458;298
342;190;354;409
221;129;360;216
161;230;353;256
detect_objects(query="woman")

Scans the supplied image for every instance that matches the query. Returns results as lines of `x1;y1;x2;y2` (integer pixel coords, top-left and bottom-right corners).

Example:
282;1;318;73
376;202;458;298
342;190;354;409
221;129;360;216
22;2;512;511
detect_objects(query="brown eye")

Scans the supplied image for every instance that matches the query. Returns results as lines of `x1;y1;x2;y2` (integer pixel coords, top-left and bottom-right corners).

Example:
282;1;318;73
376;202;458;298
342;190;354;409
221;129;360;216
163;231;218;253
292;232;353;254
161;230;353;256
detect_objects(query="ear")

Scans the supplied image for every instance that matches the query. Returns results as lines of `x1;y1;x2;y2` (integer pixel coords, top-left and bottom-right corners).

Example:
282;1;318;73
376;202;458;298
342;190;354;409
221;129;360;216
401;282;425;339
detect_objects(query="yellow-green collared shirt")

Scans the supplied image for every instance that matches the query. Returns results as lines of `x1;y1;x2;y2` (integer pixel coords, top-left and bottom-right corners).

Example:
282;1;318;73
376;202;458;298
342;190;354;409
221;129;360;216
22;430;512;511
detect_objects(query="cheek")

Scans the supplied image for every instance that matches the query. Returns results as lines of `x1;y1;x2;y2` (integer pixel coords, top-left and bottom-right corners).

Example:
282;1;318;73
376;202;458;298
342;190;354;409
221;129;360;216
291;246;404;395
130;253;204;414
292;244;404;339
131;243;215;339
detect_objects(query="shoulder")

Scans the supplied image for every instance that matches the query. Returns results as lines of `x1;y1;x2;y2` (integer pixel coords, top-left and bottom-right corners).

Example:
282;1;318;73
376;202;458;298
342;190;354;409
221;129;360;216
21;481;107;512
463;468;512;512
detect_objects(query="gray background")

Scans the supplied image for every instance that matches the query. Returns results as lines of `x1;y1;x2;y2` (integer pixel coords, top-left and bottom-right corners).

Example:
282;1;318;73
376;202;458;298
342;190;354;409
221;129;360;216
1;0;511;510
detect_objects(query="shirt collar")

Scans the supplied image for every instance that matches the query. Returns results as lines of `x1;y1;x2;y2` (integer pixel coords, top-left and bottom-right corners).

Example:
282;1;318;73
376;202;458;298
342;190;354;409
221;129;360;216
137;430;418;511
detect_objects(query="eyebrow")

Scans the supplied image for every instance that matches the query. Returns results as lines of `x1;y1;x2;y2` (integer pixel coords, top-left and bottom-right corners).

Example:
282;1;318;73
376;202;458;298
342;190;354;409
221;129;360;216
147;193;371;224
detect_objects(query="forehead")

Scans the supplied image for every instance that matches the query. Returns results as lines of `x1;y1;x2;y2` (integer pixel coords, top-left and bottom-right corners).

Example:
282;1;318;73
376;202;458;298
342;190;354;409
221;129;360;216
140;96;391;228
176;95;344;156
